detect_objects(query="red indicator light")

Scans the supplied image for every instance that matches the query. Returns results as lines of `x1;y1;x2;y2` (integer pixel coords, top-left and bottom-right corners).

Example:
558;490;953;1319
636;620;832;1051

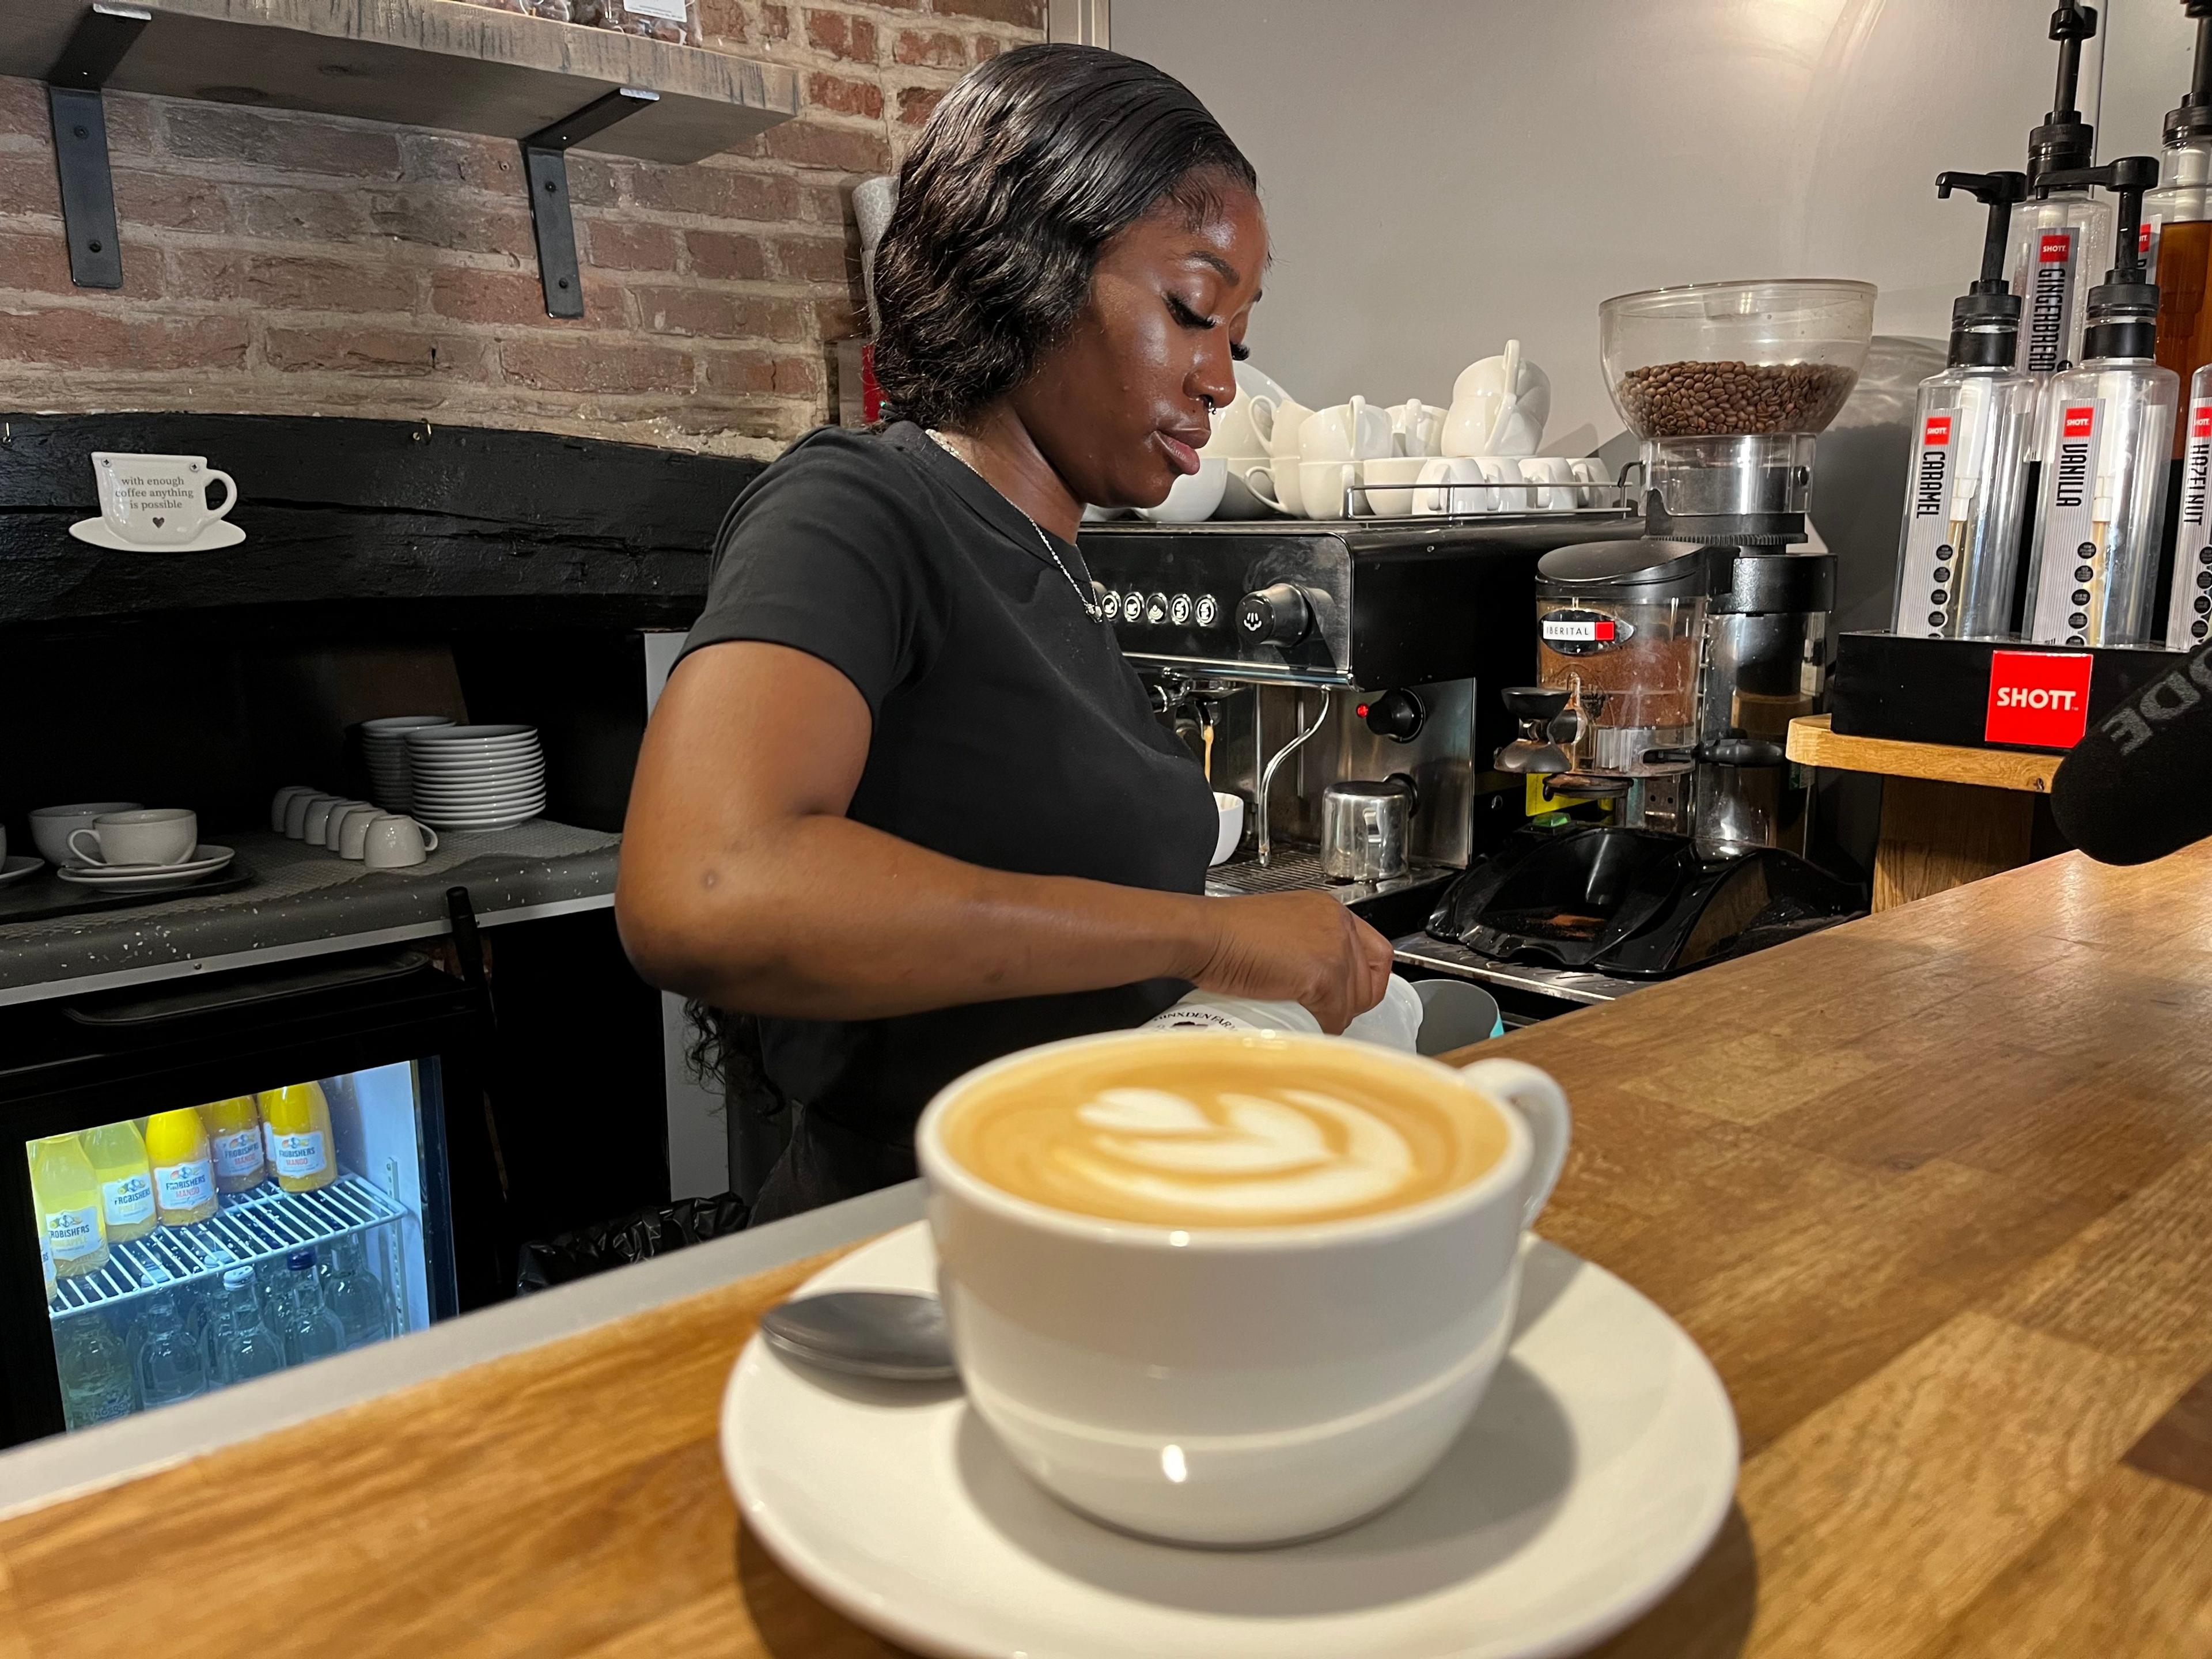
1356;703;1370;718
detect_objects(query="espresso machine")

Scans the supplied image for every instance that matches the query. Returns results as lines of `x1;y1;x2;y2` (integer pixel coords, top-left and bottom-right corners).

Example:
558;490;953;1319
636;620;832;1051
1079;513;1642;931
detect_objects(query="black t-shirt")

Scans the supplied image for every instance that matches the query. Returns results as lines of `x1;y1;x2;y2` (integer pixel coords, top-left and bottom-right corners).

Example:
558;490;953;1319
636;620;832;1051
680;421;1217;1145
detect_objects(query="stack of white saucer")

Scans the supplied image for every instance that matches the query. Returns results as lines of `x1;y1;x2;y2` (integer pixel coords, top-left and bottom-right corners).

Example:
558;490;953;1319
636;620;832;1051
361;715;453;811
404;724;546;832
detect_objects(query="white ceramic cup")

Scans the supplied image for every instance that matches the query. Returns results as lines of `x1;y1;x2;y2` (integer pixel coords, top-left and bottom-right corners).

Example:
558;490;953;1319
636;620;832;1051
269;785;319;833
319;800;373;851
362;814;439;869
1210;791;1244;866
1201;386;1264;460
1357;454;1431;518
30;802;143;868
67;808;197;868
1414;455;1528;516
1297;459;1359;520
90;452;238;547
1249;395;1316;457
1449;344;1552;432
302;796;350;845
1298;396;1394;467
1244;453;1308;518
1388;399;1446;457
284;791;336;840
918;1031;1571;1547
1517;456;1581;511
1567;456;1611;505
1135;457;1229;523
1214;457;1277;519
335;804;384;861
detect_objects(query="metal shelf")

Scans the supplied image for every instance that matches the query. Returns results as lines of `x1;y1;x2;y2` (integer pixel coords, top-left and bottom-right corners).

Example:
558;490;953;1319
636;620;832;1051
47;1171;407;1320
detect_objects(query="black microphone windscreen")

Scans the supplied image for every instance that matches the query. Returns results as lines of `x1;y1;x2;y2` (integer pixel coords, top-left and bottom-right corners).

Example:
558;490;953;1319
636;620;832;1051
2051;643;2212;865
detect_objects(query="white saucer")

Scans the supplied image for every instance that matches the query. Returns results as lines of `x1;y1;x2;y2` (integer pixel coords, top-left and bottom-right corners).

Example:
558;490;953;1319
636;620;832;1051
0;856;44;888
722;1222;1738;1659
68;518;246;552
59;845;234;889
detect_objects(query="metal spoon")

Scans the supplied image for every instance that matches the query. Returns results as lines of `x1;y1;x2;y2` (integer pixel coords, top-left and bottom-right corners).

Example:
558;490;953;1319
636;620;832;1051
758;1290;957;1382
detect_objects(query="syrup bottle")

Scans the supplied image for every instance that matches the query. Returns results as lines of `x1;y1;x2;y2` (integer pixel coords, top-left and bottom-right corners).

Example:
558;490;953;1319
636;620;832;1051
2024;158;2180;647
2147;0;2212;453
1895;171;2039;639
2006;1;2110;380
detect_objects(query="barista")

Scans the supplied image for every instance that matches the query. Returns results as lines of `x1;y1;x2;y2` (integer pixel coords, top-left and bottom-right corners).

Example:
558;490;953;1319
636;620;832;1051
618;45;1392;1222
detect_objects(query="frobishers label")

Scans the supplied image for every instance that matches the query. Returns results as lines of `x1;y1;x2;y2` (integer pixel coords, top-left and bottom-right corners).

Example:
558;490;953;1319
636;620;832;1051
1899;412;1959;636
2170;399;2212;649
2032;400;2103;644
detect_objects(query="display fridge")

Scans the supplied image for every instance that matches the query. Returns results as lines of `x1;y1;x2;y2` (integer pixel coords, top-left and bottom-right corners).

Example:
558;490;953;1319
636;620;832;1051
0;945;502;1447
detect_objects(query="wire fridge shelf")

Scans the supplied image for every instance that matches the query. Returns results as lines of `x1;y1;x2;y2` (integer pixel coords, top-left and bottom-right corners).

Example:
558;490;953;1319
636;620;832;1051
46;1172;407;1320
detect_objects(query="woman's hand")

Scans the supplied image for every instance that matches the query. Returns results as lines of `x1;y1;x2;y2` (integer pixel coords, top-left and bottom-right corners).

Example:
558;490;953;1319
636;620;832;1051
1185;893;1395;1035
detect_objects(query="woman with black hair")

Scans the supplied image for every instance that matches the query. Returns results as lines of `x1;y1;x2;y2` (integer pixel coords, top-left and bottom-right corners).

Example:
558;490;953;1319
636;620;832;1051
618;44;1393;1221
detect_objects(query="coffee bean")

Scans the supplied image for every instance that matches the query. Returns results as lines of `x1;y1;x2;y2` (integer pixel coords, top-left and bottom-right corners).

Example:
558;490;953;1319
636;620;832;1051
1614;359;1857;438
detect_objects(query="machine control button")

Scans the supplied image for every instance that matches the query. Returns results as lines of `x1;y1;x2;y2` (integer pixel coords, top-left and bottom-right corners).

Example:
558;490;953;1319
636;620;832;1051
1237;582;1317;645
1145;592;1170;625
1194;594;1221;628
1100;589;1122;620
1359;687;1427;743
1168;593;1194;626
1122;588;1145;621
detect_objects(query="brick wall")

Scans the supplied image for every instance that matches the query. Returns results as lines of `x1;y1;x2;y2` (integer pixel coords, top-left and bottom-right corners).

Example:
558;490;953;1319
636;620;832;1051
0;0;1042;456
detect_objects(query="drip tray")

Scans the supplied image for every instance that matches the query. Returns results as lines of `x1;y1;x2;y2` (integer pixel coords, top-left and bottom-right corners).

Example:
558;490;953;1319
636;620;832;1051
1207;848;1457;936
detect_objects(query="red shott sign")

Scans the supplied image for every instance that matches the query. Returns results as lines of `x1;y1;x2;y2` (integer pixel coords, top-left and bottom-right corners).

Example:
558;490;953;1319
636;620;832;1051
1923;415;1952;446
2062;406;2096;441
2040;233;2071;263
1985;650;2094;748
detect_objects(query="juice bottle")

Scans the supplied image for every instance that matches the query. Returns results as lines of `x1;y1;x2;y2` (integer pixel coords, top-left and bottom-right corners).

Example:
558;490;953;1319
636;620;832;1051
200;1096;266;1194
143;1108;218;1226
81;1120;157;1244
28;1136;109;1278
257;1082;336;1194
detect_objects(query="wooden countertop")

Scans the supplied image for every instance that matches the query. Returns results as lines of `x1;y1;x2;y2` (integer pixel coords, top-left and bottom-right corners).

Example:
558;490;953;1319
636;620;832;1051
7;843;2212;1656
1787;712;2061;792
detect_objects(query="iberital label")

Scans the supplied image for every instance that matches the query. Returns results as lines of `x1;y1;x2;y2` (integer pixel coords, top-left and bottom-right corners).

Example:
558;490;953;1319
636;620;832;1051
2169;398;2212;649
2032;399;2103;643
1539;609;1630;654
2025;229;2081;373
1899;411;1960;636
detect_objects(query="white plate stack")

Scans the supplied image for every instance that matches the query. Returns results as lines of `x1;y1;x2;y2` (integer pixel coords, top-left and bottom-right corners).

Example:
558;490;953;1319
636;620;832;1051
404;724;547;832
361;715;454;811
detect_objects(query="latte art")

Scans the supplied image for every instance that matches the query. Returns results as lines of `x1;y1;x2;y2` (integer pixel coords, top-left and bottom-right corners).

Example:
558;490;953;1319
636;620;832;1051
940;1035;1509;1228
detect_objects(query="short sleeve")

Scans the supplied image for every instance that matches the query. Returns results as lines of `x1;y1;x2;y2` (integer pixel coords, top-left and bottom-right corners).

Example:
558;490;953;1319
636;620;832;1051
679;431;942;717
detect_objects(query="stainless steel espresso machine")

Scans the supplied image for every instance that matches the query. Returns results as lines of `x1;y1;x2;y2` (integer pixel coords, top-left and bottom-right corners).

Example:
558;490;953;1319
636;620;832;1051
1078;513;1642;931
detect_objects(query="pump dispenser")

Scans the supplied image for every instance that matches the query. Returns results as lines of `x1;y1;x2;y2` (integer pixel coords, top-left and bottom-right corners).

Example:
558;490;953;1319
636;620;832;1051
2149;1;2212;442
2007;2;2111;376
2024;157;2180;646
1895;172;2039;638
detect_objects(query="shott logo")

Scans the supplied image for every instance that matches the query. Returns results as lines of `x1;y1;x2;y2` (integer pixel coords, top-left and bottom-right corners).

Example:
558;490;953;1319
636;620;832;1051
2194;402;2212;441
1923;415;1952;447
1986;650;2094;748
2062;405;2095;441
2041;233;2071;263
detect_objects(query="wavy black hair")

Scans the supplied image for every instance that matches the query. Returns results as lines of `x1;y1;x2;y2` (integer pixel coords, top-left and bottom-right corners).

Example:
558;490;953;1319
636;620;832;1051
871;44;1257;431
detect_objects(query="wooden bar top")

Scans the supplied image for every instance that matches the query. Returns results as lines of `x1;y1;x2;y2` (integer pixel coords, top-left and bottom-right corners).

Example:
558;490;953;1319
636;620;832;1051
1787;712;2061;792
7;843;2212;1656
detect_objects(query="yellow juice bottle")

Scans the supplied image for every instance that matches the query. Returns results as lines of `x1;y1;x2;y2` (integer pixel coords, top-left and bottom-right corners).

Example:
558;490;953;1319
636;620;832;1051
80;1120;157;1244
143;1108;218;1226
28;1136;109;1278
200;1096;266;1194
257;1082;336;1194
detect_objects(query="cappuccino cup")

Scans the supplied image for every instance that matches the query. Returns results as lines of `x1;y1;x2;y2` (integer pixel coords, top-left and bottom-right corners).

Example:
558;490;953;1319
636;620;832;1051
1249;395;1316;457
1357;454;1430;517
919;1029;1570;1546
1297;396;1393;467
67;808;198;868
362;814;438;869
90;452;238;548
1244;453;1307;518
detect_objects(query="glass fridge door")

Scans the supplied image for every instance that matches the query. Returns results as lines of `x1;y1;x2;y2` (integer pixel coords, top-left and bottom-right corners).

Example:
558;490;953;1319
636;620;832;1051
32;1061;449;1431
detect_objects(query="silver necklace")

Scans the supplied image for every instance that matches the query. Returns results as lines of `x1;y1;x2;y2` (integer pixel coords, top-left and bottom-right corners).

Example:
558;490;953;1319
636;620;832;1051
926;429;1103;622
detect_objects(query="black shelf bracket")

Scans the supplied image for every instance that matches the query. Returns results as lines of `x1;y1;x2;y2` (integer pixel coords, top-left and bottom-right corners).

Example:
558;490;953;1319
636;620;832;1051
521;87;657;320
46;3;149;291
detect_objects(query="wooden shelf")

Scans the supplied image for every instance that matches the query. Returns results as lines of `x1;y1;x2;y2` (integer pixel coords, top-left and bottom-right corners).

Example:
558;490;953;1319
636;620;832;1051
1;0;800;164
1786;714;2059;794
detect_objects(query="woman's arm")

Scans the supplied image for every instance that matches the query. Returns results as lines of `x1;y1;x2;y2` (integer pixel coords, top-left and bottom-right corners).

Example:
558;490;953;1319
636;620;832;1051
616;641;1393;1033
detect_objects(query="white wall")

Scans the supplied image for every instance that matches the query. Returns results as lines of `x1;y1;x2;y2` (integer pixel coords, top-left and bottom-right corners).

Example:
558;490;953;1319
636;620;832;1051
1108;0;2207;451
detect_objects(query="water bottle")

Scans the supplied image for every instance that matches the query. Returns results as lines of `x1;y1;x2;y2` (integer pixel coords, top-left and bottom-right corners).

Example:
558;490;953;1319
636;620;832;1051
320;1235;393;1350
55;1313;137;1429
279;1247;345;1366
210;1265;286;1385
135;1283;209;1410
